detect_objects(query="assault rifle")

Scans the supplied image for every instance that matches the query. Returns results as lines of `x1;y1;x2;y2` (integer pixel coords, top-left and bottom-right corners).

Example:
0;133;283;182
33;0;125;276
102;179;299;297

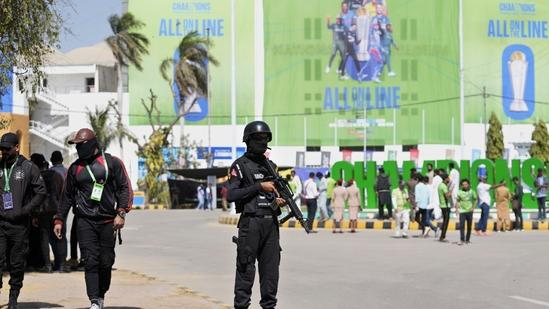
263;160;310;233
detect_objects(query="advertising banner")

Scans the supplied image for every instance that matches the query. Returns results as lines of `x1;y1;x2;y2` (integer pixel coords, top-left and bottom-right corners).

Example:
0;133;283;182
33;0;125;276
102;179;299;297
128;0;256;125
263;0;460;146
463;0;549;122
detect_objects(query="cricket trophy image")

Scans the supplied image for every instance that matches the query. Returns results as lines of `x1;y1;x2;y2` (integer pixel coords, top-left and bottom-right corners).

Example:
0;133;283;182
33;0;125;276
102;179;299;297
508;51;529;112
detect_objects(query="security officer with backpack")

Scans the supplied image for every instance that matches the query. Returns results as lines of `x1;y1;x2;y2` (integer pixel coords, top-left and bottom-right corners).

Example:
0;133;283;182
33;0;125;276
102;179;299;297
53;128;133;309
228;121;286;309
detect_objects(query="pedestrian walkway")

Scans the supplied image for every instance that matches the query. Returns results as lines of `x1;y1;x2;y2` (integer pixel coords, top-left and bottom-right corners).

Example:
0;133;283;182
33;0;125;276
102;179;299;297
9;269;228;308
219;214;549;231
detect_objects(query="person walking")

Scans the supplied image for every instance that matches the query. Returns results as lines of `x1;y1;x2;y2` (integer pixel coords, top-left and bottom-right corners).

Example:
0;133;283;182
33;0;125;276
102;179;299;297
347;179;361;233
438;173;452;242
206;184;213;211
494;180;512;232
331;180;348;233
475;177;492;236
220;184;228;211
51;151;80;271
456;179;477;245
196;185;205;210
407;171;420;229
426;163;434;184
291;170;302;206
303;172;320;233
448;162;460;207
511;177;524;231
375;168;392;220
416;175;438;238
227;121;286;309
30;153;65;273
54;128;133;309
392;177;410;238
430;169;442;221
316;172;329;222
0;133;46;308
326;172;336;218
50;151;68;178
535;168;548;222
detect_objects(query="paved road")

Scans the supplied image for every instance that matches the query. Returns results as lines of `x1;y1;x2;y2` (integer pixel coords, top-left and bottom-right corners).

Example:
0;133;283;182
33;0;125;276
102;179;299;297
113;210;549;309
15;269;225;309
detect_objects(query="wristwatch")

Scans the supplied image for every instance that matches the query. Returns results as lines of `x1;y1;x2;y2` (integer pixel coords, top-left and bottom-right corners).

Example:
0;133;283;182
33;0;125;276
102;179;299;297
117;210;126;219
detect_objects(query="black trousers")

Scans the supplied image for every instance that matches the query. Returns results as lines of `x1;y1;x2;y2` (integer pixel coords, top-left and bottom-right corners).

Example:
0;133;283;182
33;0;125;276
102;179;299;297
70;215;79;260
459;212;473;242
39;214;67;270
513;207;523;230
77;217;116;301
440;208;450;240
415;209;424;232
378;192;393;219
0;221;28;291
305;199;318;231
235;216;280;309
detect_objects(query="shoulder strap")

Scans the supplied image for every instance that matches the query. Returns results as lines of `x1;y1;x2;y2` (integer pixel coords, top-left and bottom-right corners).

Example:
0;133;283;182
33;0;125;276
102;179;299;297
236;157;255;186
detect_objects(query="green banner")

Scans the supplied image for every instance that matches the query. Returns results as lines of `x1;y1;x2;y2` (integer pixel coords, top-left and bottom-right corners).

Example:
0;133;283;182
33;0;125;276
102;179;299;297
263;0;460;146
463;0;549;123
128;0;255;125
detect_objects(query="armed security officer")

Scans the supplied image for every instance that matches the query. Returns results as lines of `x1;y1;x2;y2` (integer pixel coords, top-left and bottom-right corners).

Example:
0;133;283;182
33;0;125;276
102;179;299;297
228;121;286;309
53;128;133;309
0;133;46;309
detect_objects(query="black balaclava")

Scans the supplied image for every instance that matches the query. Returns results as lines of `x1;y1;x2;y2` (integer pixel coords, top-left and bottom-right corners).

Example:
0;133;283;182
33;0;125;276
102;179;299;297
247;135;269;155
76;138;99;160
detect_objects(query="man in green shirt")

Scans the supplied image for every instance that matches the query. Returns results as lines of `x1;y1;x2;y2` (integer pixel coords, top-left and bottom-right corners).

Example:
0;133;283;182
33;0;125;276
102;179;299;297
325;172;336;218
456;179;477;245
438;173;452;242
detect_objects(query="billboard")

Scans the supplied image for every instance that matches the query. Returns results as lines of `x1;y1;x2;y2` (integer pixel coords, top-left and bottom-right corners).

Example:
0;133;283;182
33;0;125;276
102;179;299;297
263;0;460;146
128;0;256;126
463;0;549;122
128;0;549;146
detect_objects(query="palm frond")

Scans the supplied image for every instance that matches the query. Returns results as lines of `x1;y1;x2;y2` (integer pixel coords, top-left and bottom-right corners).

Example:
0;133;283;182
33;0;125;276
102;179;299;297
105;13;149;71
159;58;175;81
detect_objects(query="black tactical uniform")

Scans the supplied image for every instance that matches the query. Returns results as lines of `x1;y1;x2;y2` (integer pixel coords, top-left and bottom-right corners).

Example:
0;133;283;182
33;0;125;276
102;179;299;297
0;133;47;309
228;121;282;309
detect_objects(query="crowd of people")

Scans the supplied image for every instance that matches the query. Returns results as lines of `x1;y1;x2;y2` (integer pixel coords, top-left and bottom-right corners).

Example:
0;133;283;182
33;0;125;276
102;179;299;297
326;0;397;82
286;163;548;245
0;129;132;309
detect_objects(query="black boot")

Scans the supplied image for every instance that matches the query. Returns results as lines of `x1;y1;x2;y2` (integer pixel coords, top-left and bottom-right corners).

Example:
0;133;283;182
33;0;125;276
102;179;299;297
8;289;19;309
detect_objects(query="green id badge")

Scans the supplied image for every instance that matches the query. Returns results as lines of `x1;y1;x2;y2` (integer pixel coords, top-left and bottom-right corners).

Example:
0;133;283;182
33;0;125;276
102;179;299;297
91;182;104;201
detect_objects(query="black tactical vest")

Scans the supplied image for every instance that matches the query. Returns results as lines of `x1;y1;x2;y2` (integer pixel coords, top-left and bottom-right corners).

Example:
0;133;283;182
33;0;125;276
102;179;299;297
234;155;281;216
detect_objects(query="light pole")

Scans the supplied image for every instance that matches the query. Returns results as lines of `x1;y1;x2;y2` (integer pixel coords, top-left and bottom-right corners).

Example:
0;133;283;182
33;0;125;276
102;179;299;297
206;27;213;167
363;102;367;163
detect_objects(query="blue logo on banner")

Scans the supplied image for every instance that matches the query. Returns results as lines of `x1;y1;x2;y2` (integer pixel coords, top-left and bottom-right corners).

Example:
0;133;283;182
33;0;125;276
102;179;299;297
171;48;208;122
502;44;534;120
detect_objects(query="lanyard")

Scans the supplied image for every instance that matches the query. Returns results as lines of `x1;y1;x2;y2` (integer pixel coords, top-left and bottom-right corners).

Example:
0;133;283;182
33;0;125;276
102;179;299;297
85;152;108;183
3;162;15;192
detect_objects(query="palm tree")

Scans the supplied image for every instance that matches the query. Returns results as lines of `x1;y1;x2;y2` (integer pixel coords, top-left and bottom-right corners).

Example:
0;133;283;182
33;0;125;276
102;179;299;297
159;31;219;151
86;103;137;151
105;12;149;159
87;105;115;149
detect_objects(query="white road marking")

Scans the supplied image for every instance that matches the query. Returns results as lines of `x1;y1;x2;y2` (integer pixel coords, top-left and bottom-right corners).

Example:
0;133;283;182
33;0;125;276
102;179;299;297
510;296;549;307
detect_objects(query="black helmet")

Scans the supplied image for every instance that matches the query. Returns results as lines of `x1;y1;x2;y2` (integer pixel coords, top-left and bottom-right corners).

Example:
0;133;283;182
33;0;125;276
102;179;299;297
243;121;272;142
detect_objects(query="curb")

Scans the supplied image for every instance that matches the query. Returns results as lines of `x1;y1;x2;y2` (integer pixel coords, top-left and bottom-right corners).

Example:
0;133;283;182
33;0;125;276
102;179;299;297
218;214;549;231
133;204;168;210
